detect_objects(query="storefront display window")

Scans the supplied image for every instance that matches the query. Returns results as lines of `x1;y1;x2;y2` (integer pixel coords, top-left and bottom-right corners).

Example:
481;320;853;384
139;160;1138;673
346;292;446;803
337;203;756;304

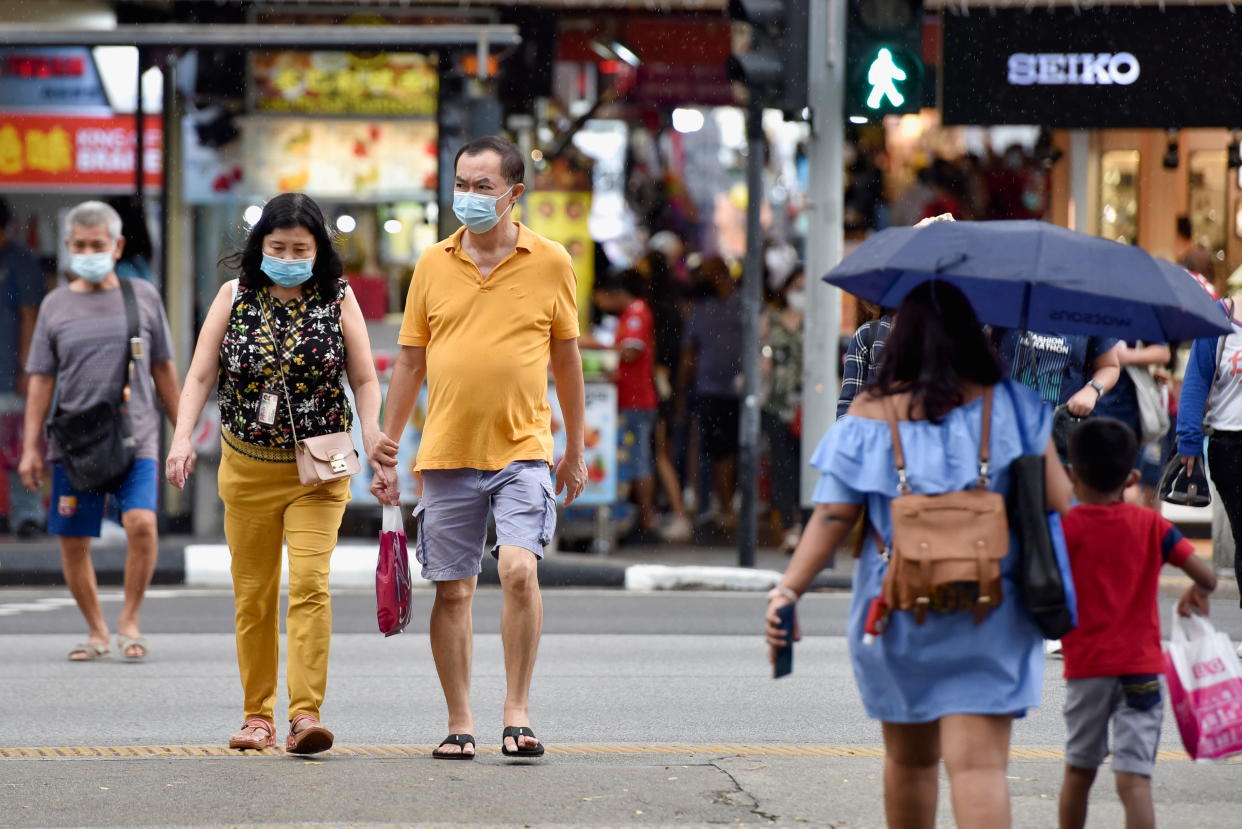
1100;150;1140;245
1188;150;1227;261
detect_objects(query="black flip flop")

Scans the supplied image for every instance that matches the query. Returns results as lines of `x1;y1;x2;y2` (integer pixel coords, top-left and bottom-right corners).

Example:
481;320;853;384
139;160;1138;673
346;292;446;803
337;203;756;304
501;726;545;758
432;733;475;760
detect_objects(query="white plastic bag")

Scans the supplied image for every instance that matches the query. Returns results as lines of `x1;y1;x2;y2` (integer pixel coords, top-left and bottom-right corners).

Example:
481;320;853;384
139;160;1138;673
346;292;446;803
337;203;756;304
1163;609;1242;761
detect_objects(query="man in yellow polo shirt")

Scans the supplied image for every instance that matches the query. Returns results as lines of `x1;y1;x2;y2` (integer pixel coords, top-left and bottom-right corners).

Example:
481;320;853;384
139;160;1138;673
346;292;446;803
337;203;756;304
370;136;586;761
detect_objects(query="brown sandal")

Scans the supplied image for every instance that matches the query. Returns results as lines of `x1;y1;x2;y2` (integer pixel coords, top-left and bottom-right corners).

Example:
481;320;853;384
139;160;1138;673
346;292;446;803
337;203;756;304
286;713;334;755
228;718;275;751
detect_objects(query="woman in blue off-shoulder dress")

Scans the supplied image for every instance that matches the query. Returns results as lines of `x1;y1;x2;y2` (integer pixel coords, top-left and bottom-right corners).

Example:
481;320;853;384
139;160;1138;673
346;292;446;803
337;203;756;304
765;280;1072;829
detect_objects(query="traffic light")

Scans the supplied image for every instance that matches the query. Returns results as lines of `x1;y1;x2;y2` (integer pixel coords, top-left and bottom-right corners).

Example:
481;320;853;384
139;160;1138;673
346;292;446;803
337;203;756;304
845;0;924;121
726;0;809;113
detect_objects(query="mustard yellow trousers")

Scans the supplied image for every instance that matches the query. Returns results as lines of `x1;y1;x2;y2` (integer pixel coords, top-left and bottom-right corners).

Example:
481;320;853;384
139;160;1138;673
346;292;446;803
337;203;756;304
218;440;350;724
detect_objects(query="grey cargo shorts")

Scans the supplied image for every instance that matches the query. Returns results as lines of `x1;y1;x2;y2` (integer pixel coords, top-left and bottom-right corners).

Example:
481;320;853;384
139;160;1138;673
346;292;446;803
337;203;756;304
412;460;557;582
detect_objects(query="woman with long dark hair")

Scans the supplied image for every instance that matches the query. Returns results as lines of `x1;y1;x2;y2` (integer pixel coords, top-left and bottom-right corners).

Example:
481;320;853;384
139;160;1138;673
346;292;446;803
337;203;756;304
165;193;391;753
765;281;1071;828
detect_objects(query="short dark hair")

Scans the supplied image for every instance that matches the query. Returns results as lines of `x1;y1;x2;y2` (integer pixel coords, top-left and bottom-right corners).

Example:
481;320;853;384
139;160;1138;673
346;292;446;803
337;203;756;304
869;280;1005;423
1068;418;1137;493
596;268;648;300
220;193;343;296
454;136;525;186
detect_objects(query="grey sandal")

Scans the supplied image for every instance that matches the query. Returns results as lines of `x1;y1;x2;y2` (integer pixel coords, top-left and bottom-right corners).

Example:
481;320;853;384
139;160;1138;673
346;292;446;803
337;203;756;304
68;642;111;661
116;634;148;661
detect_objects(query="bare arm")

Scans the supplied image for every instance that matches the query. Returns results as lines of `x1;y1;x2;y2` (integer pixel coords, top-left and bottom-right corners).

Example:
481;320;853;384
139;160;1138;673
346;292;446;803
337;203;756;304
165;283;232;489
779;502;863;596
1066;344;1122;416
1118;343;1172;368
150;360;181;425
550;336;587;505
369;345;426;505
1177;553;1218;616
339;286;386;459
16;306;36;395
765;502;863;653
380;346;427;444
17;374;54;491
1044;438;1072;515
1090;345;1122;392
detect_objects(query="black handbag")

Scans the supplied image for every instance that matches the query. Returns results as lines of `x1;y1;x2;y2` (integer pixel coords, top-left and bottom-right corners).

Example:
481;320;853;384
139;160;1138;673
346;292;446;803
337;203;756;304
1005;385;1078;639
1158;453;1211;508
46;278;141;494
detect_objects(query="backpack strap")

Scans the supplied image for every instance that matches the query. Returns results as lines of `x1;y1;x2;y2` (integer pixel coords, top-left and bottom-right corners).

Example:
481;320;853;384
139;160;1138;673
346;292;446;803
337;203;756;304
977;387;993;489
882;387;993;494
118;277;141;403
881;395;911;495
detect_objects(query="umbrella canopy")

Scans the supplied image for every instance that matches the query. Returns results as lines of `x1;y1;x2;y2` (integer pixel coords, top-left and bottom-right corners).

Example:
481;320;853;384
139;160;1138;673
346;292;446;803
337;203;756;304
825;220;1230;342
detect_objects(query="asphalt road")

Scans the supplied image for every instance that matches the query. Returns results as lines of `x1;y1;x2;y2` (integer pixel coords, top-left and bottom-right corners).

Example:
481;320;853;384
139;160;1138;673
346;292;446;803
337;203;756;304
2;588;1242;828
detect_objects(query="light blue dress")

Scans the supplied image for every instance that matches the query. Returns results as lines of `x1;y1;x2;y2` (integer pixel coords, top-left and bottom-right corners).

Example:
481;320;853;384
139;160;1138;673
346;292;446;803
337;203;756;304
812;380;1051;723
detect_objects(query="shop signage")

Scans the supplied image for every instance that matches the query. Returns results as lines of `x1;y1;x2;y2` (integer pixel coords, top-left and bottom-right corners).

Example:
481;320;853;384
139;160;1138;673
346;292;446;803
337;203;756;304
0;48;110;111
942;7;1242;127
251;51;439;116
243;118;436;200
1007;53;1140;87
0;113;161;190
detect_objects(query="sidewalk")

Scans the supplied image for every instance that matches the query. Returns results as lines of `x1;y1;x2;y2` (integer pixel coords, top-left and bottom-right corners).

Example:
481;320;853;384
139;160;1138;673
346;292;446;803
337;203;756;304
0;529;1232;598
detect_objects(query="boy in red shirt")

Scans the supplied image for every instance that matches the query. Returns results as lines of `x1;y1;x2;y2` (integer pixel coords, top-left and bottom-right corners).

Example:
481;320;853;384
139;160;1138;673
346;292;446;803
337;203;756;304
1059;418;1217;829
592;271;660;540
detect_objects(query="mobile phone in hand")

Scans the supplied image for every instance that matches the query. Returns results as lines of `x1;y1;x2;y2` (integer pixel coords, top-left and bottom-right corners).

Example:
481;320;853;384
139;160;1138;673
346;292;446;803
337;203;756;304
773;603;795;679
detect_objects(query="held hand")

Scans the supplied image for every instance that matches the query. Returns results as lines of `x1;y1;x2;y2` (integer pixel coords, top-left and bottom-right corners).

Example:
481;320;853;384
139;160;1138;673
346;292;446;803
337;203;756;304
164;438;196;491
555;451;588;506
369;464;401;506
368;432;399;468
1065;386;1099;417
17;448;43;492
1180;454;1198;476
765;595;801;661
1177;585;1213;617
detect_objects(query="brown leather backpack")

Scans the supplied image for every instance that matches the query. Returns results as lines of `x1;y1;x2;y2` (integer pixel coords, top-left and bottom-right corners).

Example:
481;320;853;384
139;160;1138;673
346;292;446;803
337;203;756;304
878;388;1009;625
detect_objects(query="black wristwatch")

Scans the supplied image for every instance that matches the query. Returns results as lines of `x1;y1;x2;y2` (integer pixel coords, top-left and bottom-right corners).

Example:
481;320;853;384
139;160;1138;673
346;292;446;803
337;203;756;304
1087;379;1105;398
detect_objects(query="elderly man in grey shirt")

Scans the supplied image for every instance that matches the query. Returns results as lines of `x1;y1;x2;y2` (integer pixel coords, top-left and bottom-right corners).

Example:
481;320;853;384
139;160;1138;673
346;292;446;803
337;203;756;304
19;201;180;662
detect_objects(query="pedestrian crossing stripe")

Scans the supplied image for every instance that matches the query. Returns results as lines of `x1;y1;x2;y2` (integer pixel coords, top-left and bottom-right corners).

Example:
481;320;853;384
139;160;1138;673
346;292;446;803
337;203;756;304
0;742;1217;761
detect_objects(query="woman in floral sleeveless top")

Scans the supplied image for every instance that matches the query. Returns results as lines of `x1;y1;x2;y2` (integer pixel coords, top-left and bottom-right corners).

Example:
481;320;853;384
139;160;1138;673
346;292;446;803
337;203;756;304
165;193;394;754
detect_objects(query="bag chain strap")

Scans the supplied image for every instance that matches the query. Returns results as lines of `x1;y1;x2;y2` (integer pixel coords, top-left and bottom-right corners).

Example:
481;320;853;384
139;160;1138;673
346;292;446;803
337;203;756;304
257;291;302;446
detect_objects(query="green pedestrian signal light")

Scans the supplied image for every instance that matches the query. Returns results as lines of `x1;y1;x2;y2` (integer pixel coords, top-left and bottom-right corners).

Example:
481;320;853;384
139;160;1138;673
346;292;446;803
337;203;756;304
866;48;908;110
845;0;925;122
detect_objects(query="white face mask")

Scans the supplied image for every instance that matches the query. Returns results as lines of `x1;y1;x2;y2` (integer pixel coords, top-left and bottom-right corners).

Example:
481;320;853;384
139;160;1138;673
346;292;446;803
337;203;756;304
785;290;807;312
69;250;115;283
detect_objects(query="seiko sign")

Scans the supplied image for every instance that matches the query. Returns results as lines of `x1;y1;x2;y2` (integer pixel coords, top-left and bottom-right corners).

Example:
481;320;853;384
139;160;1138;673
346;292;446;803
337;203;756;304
943;7;1242;128
1007;52;1140;86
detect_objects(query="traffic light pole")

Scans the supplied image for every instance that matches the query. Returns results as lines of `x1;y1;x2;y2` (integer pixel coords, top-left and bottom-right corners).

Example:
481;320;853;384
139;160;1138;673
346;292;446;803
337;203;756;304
800;0;846;506
738;100;765;569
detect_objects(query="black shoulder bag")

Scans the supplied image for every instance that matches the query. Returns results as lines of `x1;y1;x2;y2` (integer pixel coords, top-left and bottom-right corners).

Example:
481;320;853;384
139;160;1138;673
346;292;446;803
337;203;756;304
47;278;141;493
1004;383;1078;639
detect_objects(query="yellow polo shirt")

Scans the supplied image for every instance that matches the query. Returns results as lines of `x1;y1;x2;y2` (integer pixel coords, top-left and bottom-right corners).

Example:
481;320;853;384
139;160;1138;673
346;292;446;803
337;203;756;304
398;222;579;471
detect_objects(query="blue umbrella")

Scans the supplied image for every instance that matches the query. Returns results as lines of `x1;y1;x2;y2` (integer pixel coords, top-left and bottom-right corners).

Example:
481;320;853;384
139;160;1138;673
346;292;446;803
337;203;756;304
825;220;1230;341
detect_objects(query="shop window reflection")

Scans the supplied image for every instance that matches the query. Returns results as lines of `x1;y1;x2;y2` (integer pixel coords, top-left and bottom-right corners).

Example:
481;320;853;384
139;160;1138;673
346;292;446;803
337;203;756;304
1100;150;1140;245
1188;150;1227;263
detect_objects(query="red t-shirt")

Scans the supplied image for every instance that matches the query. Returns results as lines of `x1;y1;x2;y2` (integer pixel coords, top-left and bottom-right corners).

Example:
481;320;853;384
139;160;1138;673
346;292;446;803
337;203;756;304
615;298;657;410
1060;503;1195;679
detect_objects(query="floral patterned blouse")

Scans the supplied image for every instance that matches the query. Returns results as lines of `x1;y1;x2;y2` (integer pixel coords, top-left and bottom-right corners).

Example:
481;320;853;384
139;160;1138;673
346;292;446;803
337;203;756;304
218;280;352;447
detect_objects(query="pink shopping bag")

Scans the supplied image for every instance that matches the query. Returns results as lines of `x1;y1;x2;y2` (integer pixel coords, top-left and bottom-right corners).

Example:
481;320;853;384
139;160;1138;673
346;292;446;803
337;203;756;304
376;505;413;637
1163;609;1242;761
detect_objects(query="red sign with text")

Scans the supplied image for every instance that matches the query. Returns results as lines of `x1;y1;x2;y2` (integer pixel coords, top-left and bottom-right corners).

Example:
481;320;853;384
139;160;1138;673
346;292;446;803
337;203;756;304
0;113;162;190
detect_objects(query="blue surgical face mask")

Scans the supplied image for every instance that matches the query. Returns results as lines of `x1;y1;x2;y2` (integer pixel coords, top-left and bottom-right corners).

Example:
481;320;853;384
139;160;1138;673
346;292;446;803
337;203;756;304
69;251;115;284
261;253;315;287
453;186;514;234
